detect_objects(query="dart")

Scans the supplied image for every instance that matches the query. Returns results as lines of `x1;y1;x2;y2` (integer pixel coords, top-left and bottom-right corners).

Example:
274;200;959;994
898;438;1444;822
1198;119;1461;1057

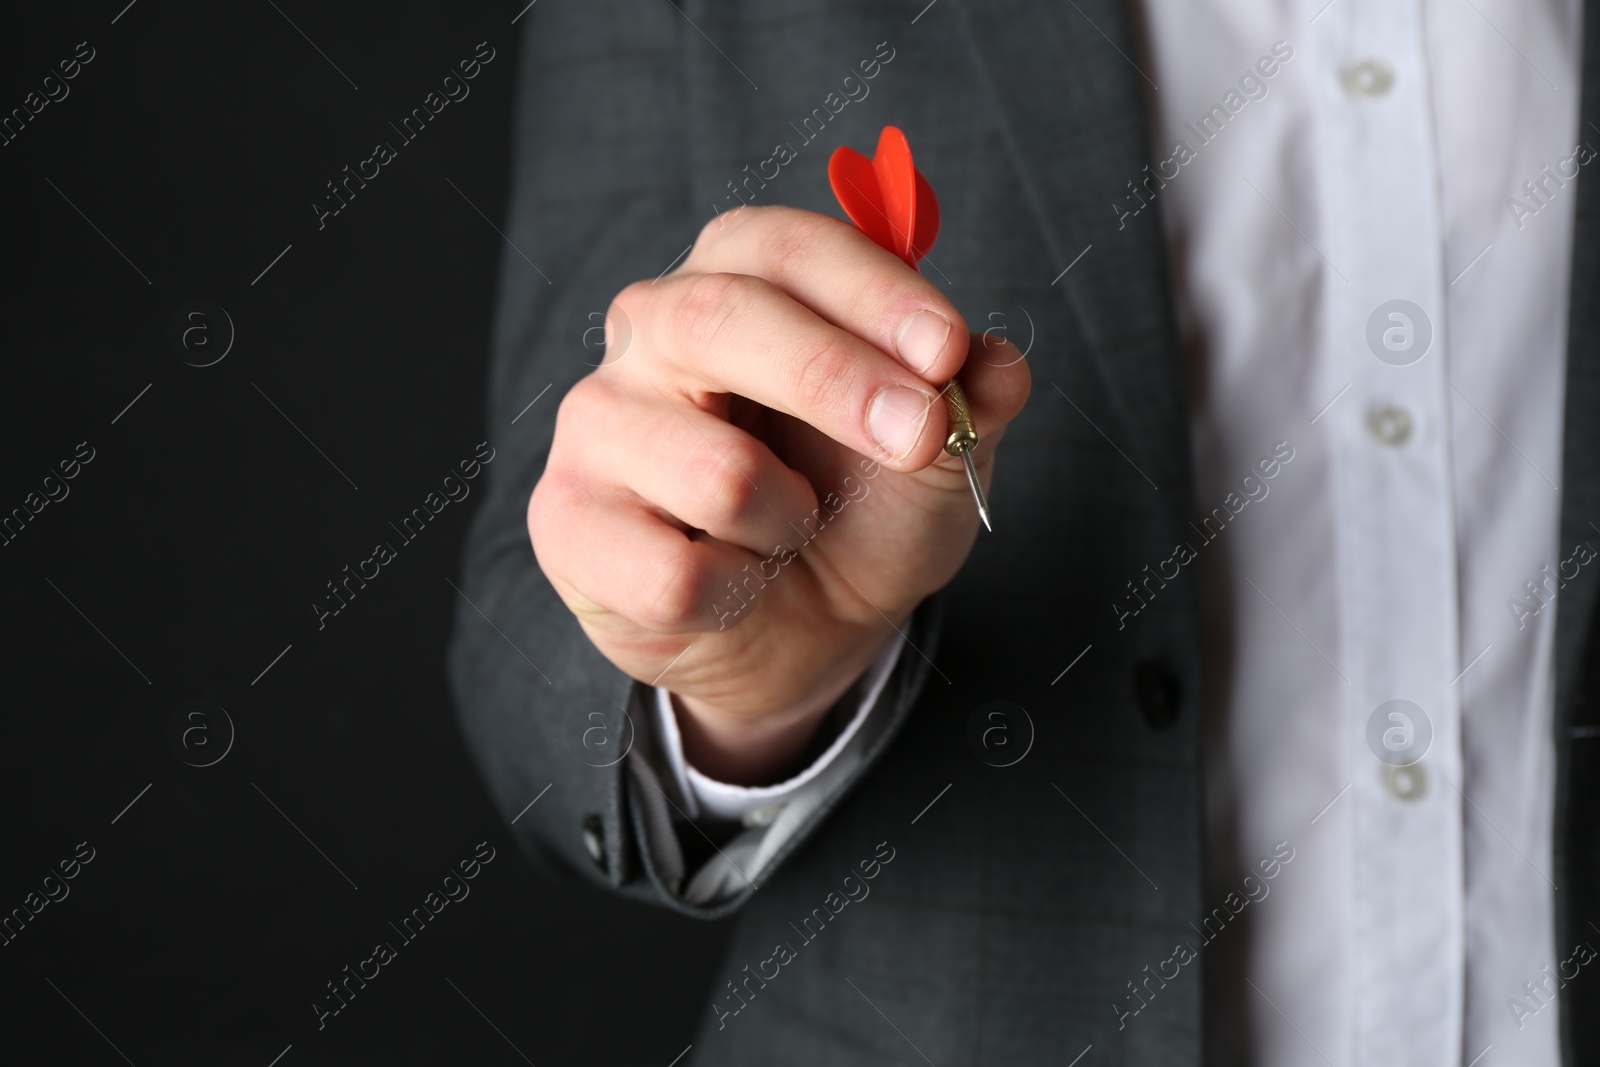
828;126;991;531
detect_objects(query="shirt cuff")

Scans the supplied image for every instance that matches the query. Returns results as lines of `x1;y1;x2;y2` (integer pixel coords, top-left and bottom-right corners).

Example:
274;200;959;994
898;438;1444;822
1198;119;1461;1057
651;635;905;824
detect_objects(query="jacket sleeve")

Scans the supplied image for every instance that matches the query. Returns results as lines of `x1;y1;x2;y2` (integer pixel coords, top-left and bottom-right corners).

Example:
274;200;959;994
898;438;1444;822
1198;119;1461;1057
446;0;944;919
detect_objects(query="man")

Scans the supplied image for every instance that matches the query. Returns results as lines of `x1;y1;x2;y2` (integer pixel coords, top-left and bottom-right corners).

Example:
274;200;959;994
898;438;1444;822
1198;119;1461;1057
449;0;1600;1063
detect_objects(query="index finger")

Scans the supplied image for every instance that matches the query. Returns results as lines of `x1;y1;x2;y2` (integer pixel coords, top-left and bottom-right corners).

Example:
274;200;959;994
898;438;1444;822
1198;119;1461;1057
689;206;970;385
629;269;949;471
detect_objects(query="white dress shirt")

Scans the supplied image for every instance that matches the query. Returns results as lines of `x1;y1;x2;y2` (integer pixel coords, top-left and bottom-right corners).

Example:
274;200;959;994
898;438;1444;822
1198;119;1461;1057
650;0;1583;1062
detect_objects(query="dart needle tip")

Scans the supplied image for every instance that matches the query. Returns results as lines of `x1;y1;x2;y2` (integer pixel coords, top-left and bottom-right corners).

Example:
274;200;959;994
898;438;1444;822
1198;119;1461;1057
959;448;992;532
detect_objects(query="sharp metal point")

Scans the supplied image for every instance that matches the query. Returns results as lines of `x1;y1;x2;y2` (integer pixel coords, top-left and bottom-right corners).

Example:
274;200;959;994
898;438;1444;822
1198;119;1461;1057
960;449;992;531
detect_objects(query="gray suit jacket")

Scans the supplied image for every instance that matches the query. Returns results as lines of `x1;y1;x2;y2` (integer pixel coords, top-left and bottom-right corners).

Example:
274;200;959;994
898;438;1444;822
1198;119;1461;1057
448;1;1600;1062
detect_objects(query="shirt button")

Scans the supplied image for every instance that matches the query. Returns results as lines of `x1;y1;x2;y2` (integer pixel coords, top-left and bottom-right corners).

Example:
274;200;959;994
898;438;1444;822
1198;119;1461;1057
1366;404;1413;447
1383;761;1428;802
1133;661;1182;730
741;805;782;828
581;813;608;872
1342;59;1395;98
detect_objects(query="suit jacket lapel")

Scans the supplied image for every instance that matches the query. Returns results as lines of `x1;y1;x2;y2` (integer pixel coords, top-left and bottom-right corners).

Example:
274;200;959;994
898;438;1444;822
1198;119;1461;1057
953;0;1194;522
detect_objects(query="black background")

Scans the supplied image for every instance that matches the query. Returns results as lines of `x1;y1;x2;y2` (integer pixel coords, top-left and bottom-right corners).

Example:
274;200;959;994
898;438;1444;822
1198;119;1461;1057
1;2;728;1063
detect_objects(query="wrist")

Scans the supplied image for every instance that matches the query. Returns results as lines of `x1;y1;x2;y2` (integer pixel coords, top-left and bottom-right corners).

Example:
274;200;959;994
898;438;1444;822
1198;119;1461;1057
672;629;898;786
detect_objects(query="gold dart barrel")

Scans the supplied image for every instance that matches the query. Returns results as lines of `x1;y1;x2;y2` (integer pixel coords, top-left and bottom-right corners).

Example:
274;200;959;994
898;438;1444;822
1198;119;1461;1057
942;379;992;531
943;379;979;456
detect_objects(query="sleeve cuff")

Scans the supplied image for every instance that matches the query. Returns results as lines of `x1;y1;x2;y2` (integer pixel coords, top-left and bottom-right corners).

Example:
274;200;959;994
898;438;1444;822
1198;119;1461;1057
650;635;905;824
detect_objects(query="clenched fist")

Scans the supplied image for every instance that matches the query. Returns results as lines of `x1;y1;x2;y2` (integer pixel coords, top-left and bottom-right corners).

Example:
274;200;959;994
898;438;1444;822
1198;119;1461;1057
529;206;1030;783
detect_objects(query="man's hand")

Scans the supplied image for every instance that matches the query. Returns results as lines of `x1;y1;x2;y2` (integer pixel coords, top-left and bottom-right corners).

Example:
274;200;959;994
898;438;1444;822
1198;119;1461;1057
529;206;1030;784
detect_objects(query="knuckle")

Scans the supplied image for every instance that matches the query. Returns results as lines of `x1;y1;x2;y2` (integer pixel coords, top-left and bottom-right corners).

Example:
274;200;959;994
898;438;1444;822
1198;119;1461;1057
685;440;762;526
694;202;775;252
634;550;710;633
671;271;753;353
847;268;905;326
610;279;651;323
787;336;858;412
694;206;743;253
693;208;738;254
553;375;603;438
526;472;576;553
756;210;837;281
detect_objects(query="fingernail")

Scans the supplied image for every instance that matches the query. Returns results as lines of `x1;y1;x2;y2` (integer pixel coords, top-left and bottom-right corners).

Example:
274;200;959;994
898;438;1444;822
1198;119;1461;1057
896;309;952;375
868;387;933;460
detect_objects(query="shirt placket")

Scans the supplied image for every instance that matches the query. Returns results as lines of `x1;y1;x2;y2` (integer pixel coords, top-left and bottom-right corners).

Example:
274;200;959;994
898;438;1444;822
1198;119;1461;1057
1313;1;1465;1064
